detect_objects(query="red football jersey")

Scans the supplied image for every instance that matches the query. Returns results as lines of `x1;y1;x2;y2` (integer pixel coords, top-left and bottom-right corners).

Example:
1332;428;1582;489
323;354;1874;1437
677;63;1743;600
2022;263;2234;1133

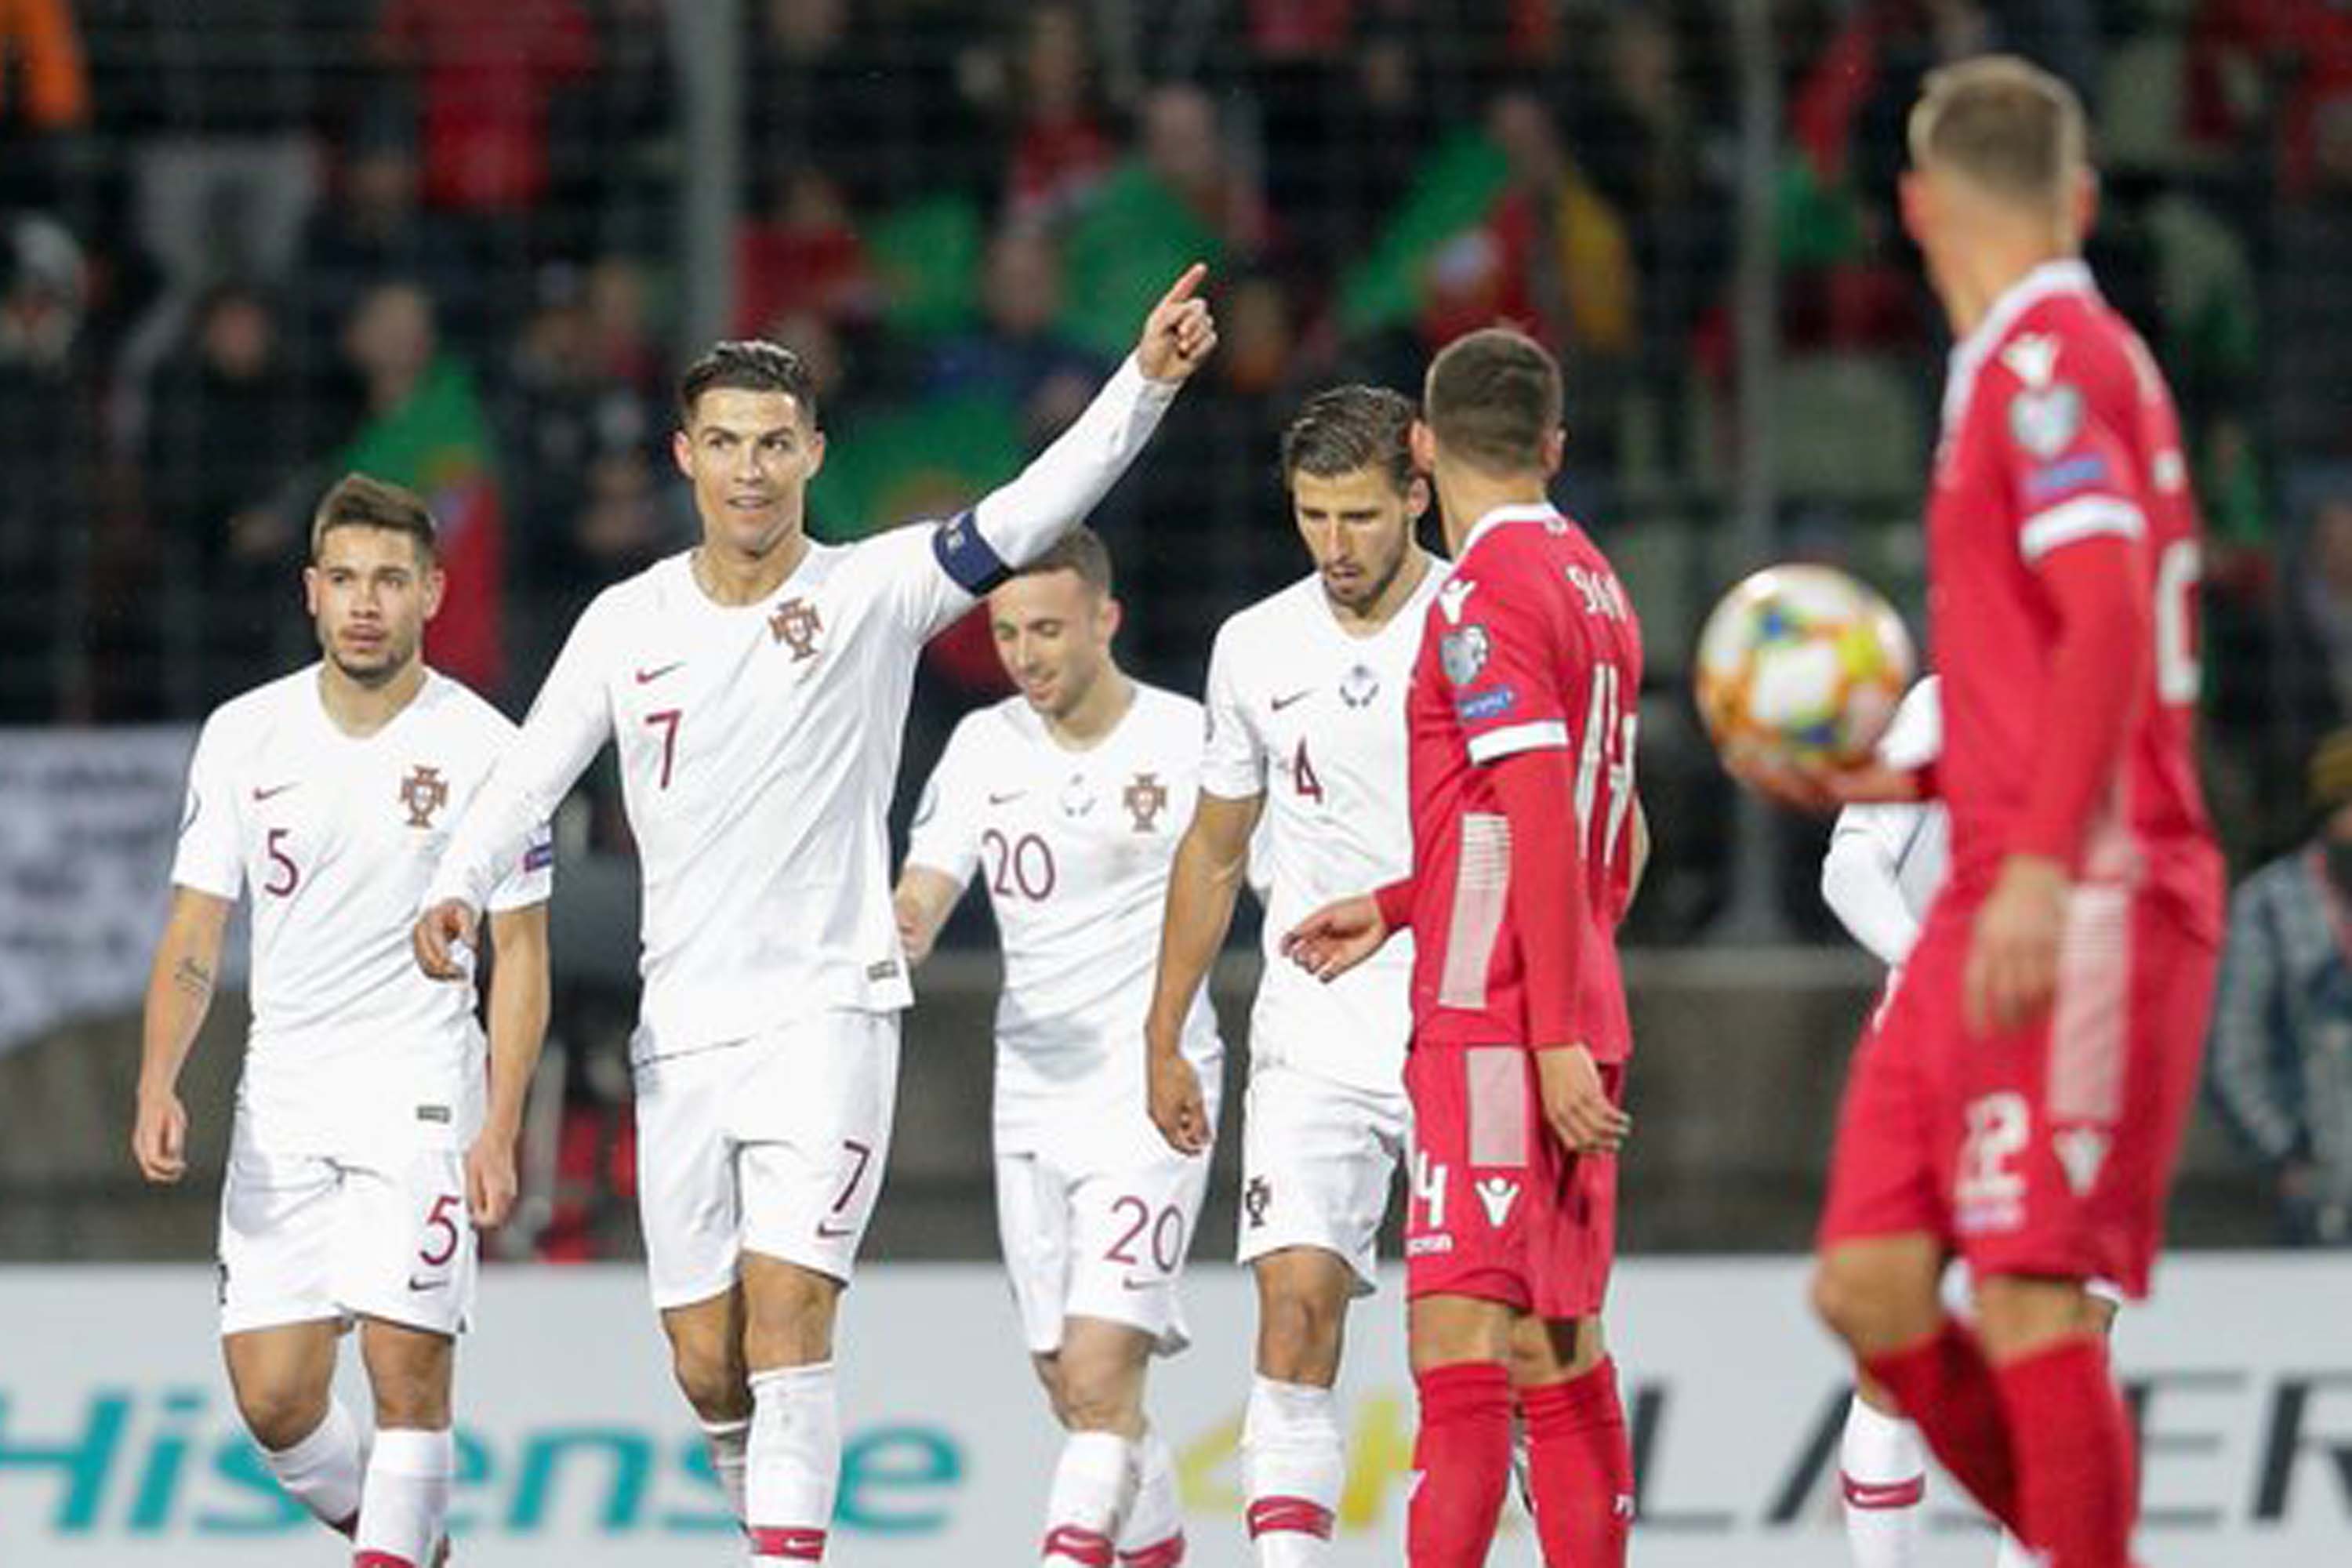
1400;503;1644;1058
1929;260;2222;917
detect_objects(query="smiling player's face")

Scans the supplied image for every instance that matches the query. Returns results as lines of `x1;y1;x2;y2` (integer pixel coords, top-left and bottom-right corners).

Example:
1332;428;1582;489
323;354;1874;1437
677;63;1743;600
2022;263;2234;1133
673;388;826;561
990;568;1120;722
303;525;441;687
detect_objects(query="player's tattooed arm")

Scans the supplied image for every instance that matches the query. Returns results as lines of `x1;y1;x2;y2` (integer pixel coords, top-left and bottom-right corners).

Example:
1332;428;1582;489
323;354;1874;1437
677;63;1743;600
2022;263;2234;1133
134;887;233;1184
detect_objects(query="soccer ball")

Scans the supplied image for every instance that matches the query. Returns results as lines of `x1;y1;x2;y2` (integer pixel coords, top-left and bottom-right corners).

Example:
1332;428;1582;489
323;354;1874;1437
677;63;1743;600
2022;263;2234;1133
1694;564;1915;771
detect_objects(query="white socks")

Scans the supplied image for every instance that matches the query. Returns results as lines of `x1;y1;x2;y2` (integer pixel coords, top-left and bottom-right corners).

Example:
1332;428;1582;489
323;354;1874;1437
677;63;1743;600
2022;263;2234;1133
700;1414;751;1525
259;1396;365;1534
1840;1393;1926;1568
1042;1429;1135;1564
1116;1428;1185;1565
356;1427;452;1567
1242;1377;1341;1563
747;1363;839;1562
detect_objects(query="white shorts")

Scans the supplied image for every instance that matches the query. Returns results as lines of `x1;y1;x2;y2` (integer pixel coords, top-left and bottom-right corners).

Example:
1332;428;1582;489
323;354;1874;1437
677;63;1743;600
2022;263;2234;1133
1236;1059;1410;1294
995;1143;1211;1359
217;1120;475;1338
632;1010;899;1312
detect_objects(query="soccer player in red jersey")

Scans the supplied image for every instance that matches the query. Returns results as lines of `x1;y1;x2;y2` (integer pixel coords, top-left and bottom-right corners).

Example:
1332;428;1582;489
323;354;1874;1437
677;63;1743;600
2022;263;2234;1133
1747;58;2227;1568
1285;328;1644;1567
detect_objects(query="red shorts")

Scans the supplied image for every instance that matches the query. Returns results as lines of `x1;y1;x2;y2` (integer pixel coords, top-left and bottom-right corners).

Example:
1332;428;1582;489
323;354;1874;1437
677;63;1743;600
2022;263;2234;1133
1403;1042;1621;1319
1818;882;2218;1298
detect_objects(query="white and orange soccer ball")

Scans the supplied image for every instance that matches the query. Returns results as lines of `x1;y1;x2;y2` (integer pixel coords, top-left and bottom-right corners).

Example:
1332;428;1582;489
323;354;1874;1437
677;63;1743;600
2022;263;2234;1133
1695;564;1915;772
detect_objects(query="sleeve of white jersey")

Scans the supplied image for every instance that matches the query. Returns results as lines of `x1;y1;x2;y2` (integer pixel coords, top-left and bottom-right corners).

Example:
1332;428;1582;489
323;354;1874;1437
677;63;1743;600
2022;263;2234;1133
876;354;1181;639
169;714;244;901
1819;677;1940;966
424;599;615;914
1197;618;1265;802
902;718;982;888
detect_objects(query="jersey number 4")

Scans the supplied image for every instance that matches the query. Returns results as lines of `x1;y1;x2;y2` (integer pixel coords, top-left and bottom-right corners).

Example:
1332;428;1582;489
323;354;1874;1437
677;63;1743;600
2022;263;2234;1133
1573;663;1639;867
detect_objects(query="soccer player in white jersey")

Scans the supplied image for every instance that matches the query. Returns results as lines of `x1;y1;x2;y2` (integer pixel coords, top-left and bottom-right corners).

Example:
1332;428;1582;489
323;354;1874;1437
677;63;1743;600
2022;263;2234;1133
1142;386;1443;1564
1821;673;2114;1568
132;474;554;1568
895;528;1221;1568
412;269;1215;1563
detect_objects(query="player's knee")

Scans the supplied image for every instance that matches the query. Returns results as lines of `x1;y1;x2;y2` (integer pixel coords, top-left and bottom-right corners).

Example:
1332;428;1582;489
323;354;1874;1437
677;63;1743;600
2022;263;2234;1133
369;1371;450;1432
232;1379;330;1453
1810;1254;1889;1347
1057;1370;1140;1435
1258;1287;1341;1381
668;1338;750;1422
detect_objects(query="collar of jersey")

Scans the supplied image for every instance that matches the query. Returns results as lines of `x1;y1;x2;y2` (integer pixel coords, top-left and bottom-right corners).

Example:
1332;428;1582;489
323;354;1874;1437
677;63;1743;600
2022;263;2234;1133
1459;502;1560;558
1945;258;2098;401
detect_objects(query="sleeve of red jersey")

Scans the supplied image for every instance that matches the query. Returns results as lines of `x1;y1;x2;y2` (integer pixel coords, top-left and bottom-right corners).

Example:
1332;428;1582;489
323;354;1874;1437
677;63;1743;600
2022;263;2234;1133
1436;554;1597;1051
1991;350;2155;868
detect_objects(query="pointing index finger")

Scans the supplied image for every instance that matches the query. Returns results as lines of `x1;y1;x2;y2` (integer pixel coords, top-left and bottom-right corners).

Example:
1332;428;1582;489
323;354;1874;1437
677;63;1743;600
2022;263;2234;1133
1157;262;1209;311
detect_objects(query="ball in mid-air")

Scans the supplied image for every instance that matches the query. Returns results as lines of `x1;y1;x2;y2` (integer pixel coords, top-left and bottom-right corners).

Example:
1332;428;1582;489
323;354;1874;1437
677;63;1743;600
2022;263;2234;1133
1695;564;1915;772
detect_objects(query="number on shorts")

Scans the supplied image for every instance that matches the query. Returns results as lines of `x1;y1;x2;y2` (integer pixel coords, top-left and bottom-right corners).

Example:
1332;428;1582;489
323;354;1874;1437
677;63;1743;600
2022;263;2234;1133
418;1192;464;1268
831;1139;873;1216
1957;1093;2031;1209
1105;1196;1185;1275
1411;1148;1449;1231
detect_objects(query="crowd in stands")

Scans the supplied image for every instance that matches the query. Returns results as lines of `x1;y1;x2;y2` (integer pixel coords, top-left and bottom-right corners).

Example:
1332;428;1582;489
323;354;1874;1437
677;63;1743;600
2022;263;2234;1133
2;0;2350;886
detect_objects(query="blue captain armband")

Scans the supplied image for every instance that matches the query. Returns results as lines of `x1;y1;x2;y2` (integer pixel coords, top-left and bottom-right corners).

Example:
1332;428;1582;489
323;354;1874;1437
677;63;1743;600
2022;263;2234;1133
932;510;1011;595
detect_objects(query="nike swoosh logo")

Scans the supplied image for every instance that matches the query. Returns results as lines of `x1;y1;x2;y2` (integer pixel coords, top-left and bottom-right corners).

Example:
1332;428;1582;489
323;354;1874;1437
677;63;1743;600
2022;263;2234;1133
407;1275;447;1292
634;662;684;684
987;791;1026;805
251;782;298;801
815;1222;858;1240
1120;1276;1163;1292
1271;689;1313;711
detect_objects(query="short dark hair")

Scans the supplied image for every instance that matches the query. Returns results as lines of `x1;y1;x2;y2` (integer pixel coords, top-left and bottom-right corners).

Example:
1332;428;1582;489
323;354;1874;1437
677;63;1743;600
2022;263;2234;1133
309;473;437;561
1425;328;1563;475
1908;55;2087;211
1280;385;1417;494
677;339;821;427
1013;525;1114;596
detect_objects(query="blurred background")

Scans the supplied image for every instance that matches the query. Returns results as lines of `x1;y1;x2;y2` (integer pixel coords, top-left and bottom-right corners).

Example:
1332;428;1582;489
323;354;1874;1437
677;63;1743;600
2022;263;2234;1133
6;0;2352;1309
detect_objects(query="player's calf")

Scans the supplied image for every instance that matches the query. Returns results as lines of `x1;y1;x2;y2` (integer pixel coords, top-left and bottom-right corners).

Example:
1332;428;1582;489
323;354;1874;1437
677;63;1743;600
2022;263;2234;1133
1512;1316;1632;1568
354;1322;456;1568
225;1323;364;1534
659;1289;753;1421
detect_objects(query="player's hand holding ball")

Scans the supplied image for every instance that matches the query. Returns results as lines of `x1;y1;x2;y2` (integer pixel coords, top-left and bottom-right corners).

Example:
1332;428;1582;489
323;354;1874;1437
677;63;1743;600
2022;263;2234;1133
1697;564;1921;813
1537;1044;1631;1156
1136;263;1218;383
412;898;479;981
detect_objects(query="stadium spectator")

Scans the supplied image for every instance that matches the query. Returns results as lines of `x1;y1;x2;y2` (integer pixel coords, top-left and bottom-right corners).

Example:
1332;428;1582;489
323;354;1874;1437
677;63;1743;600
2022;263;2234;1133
143;282;324;706
0;212;91;720
1000;2;1117;227
2209;730;2352;1245
292;129;478;365
376;0;597;216
2281;494;2352;743
338;280;510;698
925;225;1106;448
733;165;880;342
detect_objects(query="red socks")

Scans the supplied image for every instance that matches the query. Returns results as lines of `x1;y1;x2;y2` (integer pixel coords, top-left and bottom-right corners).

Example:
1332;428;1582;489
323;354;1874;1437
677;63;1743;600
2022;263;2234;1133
1863;1320;2022;1535
1997;1335;2133;1568
1519;1356;1634;1568
1409;1362;1514;1567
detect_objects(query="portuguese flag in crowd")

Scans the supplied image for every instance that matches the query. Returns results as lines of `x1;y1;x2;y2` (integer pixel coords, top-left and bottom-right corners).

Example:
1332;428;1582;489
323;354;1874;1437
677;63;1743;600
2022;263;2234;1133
340;358;507;698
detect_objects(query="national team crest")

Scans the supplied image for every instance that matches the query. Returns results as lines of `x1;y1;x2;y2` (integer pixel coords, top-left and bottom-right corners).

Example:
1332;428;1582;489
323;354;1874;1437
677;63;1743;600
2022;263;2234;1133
400;765;450;829
769;597;823;661
1341;663;1380;709
2007;382;2084;459
1244;1175;1272;1229
1123;771;1169;832
1439;625;1490;687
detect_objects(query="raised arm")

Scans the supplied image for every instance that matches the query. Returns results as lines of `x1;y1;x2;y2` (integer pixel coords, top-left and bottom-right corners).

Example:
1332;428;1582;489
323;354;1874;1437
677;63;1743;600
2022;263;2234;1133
1145;790;1260;1154
417;609;614;978
132;887;234;1183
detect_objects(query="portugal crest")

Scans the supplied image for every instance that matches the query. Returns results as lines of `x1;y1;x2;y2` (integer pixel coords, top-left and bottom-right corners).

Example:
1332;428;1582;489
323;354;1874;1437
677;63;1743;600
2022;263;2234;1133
769;597;823;662
1123;771;1169;832
400;765;450;829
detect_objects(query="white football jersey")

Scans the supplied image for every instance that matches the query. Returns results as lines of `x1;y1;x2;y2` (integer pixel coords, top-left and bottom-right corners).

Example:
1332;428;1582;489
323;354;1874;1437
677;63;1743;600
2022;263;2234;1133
172;667;551;1155
1200;560;1446;1093
906;682;1222;1160
1831;676;1951;962
427;529;978;1058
